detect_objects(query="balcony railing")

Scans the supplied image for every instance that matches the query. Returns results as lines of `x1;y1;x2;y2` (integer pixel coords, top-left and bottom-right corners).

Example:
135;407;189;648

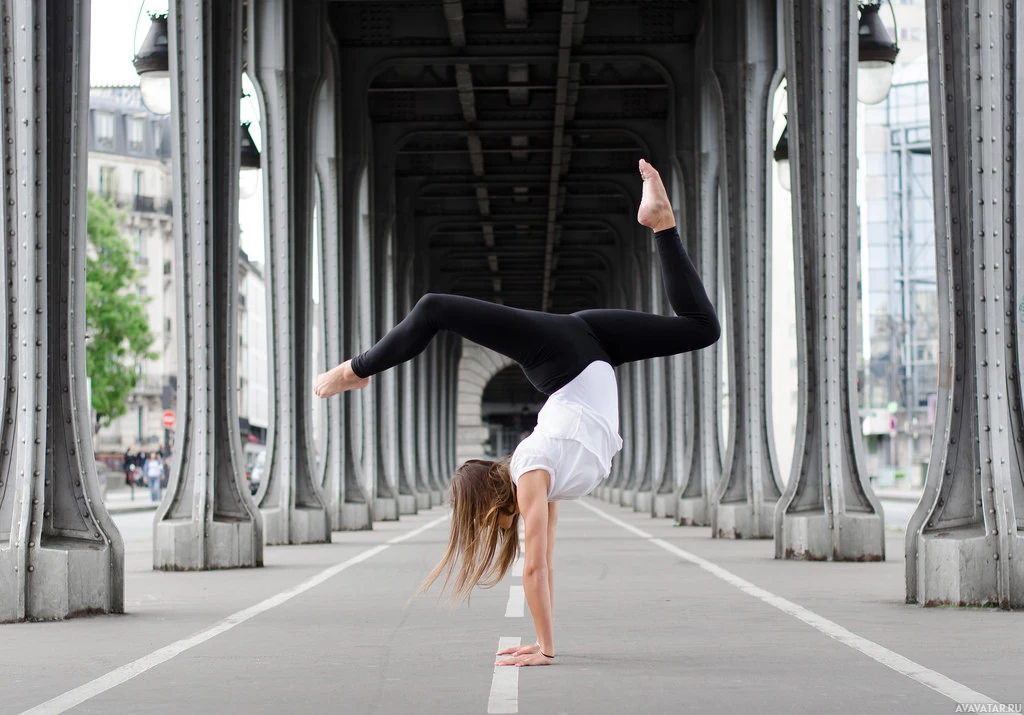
99;191;173;216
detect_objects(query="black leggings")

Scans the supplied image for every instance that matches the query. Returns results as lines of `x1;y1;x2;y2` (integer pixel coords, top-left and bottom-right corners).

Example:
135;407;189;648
351;227;720;395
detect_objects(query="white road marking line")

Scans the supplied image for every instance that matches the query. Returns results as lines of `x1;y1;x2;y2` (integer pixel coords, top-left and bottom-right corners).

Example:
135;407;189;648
577;500;1001;707
505;585;525;618
511;556;524;577
488;636;521;714
20;514;450;715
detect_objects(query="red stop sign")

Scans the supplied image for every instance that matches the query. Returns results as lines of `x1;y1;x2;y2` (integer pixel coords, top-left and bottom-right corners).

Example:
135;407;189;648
162;410;175;429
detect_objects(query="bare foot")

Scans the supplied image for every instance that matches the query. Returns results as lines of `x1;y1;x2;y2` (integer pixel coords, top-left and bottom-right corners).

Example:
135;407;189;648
313;359;370;398
636;158;676;232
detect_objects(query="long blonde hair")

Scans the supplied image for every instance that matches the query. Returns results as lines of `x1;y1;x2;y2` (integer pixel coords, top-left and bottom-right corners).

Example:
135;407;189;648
419;458;520;604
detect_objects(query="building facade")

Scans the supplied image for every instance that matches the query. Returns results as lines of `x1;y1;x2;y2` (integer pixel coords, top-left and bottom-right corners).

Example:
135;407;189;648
88;86;269;458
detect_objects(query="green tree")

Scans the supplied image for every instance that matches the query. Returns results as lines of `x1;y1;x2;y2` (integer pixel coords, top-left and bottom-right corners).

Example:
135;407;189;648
85;192;157;429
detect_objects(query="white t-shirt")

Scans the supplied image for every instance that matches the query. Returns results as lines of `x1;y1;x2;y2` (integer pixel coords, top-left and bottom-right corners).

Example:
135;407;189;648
510;361;623;500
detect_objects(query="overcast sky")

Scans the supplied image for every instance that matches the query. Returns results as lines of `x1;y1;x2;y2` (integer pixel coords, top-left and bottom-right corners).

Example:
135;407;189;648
90;0;266;264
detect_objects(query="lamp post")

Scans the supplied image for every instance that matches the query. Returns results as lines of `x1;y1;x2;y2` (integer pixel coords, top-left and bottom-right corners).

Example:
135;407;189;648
773;121;790;192
857;2;900;105
239;122;261;199
133;14;172;115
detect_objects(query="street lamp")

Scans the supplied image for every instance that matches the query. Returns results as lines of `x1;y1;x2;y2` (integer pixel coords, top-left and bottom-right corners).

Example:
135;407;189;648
133;14;171;115
239;122;261;199
773;121;790;192
857;2;900;105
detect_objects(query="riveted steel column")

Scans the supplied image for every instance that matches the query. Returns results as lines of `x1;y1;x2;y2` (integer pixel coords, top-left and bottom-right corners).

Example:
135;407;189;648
906;0;1024;607
678;45;726;526
373;222;399;521
711;0;783;539
395;255;420;514
610;363;632;504
0;0;125;621
253;0;330;545
314;30;346;531
627;260;651;510
658;162;694;518
416;349;438;504
153;0;263;570
774;0;884;561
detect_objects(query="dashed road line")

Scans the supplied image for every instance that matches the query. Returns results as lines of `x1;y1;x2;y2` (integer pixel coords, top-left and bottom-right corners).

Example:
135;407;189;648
488;636;521;714
504;585;525;618
20;514;450;715
577;499;1002;708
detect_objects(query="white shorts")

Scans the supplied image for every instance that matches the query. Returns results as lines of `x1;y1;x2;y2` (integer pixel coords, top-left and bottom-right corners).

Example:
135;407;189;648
510;431;609;501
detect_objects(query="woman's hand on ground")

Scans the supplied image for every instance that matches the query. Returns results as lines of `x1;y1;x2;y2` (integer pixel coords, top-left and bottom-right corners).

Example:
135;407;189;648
495;642;540;657
495;651;554;667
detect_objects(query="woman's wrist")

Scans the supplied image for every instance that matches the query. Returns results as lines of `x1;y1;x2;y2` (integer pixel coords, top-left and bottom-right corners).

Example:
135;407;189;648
537;642;554;658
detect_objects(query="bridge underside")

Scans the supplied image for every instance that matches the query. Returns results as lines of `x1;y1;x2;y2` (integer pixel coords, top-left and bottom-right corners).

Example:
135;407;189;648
0;0;1021;626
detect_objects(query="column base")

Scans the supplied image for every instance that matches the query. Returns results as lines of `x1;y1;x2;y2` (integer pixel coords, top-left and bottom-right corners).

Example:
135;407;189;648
398;494;418;515
677;496;711;526
619;490;635;508
12;538;122;620
374;497;399;521
609;488;622;504
633;491;653;514
595;486;611;501
262;506;331;545
913;529;1024;608
430;490;444;506
653;493;675;518
338;502;373;531
416;492;431;510
714;501;776;539
155;518;262;570
778;511;884;561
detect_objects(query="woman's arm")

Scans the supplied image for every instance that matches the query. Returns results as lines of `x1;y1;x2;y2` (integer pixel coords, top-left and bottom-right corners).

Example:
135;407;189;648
496;469;554;667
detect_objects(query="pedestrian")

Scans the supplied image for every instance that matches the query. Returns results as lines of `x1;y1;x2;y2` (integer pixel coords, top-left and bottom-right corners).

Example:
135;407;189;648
143;451;164;502
313;159;720;667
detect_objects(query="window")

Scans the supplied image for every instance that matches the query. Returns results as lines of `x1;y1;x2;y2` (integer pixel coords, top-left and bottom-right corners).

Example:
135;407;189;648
94;111;115;148
137;283;146;298
135;229;146;267
133;170;144;198
153;122;165;154
165;318;172;333
98;166;116;198
163;260;171;276
128;117;145;152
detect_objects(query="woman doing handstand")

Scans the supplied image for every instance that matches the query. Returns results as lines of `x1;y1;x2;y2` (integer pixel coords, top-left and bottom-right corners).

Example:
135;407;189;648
313;159;720;667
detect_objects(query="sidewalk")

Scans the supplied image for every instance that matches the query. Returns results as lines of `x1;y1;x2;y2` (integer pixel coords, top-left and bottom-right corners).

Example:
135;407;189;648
103;485;160;514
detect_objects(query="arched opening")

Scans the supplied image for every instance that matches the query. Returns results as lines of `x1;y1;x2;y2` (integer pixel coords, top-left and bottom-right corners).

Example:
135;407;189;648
769;80;798;483
481;366;546;458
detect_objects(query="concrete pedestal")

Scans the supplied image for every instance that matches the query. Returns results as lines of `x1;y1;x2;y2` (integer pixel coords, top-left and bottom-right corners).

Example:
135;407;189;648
262;507;331;545
779;512;884;562
340;503;373;531
155;519;261;571
633;491;653;514
375;497;399;521
714;502;775;539
398;494;418;515
677;497;711;526
653;494;675;519
914;531;1024;608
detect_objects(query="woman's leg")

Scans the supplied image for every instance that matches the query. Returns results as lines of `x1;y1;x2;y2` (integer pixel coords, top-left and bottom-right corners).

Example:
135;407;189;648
574;161;720;365
351;293;563;378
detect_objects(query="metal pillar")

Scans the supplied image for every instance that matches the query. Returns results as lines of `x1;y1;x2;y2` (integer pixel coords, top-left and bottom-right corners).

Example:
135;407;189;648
313;30;347;531
905;0;1024;607
373;224;399;521
711;0;783;539
658;162;694;518
677;49;725;526
0;0;124;620
253;0;330;545
395;256;421;514
416;350;439;504
628;260;652;511
774;0;883;561
154;0;262;570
